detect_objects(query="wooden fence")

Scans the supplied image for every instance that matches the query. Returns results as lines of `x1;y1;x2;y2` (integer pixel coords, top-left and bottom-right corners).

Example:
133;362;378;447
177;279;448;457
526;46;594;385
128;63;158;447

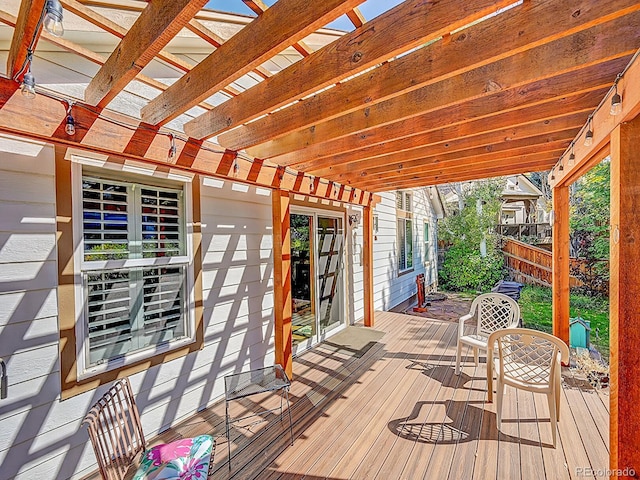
502;239;608;294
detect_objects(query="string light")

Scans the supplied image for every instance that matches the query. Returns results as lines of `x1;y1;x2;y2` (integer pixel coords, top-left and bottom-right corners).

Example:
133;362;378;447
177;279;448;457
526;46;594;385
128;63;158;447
44;0;64;37
584;116;593;147
568;142;575;167
610;74;622;116
309;175;315;194
233;159;240;177
64;101;75;135
558;162;564;172
167;133;176;159
21;51;36;99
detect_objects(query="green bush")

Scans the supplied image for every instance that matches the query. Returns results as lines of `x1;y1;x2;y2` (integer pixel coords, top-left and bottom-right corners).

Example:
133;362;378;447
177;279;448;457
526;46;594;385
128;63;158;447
439;244;505;291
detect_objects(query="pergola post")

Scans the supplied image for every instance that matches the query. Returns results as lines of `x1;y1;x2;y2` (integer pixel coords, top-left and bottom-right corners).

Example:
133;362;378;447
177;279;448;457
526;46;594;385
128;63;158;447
272;190;293;378
552;184;570;344
609;117;640;476
363;204;374;327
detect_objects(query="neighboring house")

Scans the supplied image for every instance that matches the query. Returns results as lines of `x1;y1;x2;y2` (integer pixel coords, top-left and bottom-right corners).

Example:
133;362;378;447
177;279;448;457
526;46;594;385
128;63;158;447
501;175;550;225
440;175;551;242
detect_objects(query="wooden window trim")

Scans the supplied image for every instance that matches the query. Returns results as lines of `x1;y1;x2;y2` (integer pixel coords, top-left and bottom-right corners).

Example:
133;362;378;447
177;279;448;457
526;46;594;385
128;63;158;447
56;147;204;400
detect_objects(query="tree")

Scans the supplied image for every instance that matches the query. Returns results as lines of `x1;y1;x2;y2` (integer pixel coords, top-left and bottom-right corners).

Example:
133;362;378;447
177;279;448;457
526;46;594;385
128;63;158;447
570;159;610;260
439;179;506;291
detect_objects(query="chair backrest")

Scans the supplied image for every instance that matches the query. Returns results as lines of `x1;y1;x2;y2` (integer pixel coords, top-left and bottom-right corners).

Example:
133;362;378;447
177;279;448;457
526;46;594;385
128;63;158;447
468;293;520;336
83;378;146;480
488;328;570;386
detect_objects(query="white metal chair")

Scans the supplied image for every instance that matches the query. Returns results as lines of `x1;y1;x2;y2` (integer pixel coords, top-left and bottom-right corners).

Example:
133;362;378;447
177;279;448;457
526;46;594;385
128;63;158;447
455;292;520;375
487;328;569;447
83;378;215;479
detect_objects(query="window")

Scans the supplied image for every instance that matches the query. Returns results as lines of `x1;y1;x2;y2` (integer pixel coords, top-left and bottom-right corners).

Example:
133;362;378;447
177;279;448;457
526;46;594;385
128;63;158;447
398;218;413;271
423;221;430;263
396;191;412;212
78;173;193;374
396;190;413;273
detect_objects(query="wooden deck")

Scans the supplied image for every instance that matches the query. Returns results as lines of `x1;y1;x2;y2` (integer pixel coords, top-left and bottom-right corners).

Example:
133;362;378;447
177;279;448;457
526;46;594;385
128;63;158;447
125;312;610;479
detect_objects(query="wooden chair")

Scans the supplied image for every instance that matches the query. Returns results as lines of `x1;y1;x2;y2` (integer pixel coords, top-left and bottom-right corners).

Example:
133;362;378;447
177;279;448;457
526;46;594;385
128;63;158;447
487;328;569;447
83;378;215;479
455;293;520;375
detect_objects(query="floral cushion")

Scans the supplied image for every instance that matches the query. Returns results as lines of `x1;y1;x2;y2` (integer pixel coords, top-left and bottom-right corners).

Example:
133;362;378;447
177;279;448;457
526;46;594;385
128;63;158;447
133;435;214;480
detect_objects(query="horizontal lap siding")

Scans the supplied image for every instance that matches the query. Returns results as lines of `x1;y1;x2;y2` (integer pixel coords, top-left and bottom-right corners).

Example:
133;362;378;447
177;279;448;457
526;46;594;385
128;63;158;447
0;139;276;480
372;190;438;311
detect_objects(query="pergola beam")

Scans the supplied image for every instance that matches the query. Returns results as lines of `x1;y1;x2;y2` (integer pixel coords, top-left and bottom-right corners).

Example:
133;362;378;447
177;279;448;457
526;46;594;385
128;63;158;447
0;78;373;207
250;14;640;161
185;0;516;140
219;0;640;152
272;60;623;168
310;117;586;179
7;0;46;81
338;137;575;185
356;145;571;188
142;0;365;126
84;0;209;107
550;47;640;188
366;153;559;191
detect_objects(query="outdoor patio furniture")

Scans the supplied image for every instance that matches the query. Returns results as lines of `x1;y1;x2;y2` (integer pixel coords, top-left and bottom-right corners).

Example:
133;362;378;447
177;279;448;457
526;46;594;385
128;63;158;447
455;292;520;375
82;377;214;480
224;364;293;470
487;328;569;448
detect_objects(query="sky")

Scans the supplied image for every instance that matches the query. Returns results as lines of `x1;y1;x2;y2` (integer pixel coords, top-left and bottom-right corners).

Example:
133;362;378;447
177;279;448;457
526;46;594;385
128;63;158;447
204;0;404;31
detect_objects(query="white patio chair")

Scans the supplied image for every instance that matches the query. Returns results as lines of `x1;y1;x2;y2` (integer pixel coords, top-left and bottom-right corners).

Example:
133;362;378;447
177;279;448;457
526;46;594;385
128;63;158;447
487;328;569;447
455;292;520;375
83;378;215;479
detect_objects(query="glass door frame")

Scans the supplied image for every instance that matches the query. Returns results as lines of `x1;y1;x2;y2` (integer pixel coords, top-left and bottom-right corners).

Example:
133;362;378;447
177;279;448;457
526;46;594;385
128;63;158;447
290;206;347;356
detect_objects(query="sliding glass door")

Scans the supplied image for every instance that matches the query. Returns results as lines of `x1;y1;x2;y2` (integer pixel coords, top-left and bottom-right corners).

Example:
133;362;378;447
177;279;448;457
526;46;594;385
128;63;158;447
290;211;345;353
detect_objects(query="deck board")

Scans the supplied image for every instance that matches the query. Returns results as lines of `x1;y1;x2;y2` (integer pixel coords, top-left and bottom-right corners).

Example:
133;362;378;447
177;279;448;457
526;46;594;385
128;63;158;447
84;311;609;480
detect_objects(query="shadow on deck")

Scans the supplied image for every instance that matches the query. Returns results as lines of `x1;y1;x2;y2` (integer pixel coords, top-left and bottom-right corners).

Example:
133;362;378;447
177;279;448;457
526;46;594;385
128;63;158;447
88;311;610;480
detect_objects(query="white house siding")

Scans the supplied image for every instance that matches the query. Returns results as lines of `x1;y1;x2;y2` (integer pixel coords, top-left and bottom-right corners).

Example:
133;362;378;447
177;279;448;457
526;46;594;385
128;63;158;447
0;137;438;480
0;138;276;480
372;189;439;311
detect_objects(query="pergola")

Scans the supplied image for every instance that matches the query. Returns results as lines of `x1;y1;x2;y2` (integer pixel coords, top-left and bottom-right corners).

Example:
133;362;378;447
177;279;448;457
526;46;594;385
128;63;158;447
1;0;639;474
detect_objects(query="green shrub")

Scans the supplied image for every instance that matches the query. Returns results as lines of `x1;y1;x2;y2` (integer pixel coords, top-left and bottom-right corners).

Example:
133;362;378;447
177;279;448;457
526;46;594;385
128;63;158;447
439;244;505;291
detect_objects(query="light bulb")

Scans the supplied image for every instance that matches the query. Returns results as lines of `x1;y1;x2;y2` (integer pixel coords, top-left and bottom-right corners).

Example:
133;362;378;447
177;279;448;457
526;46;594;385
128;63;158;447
584;129;593;147
21;71;36;98
65;114;75;135
44;0;64;37
610;92;622;116
568;152;575;167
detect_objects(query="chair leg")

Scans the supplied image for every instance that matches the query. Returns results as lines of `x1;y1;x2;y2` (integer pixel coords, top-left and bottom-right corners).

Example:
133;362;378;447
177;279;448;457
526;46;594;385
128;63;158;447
496;378;504;427
473;347;479;366
285;387;293;446
455;340;462;375
226;400;231;471
555;370;562;422
547;390;558;448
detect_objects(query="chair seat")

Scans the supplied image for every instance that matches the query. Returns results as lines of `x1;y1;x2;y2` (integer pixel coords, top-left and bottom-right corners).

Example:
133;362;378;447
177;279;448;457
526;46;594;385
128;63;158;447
460;333;488;348
132;435;214;480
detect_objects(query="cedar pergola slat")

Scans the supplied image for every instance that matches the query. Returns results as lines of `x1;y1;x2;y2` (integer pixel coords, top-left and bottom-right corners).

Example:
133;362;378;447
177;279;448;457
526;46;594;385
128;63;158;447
219;0;640;152
184;0;517;140
7;0;46;81
249;13;640;161
84;0;209;107
350;139;571;189
269;60;623;168
141;0;365;126
310;114;587;179
365;152;562;191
